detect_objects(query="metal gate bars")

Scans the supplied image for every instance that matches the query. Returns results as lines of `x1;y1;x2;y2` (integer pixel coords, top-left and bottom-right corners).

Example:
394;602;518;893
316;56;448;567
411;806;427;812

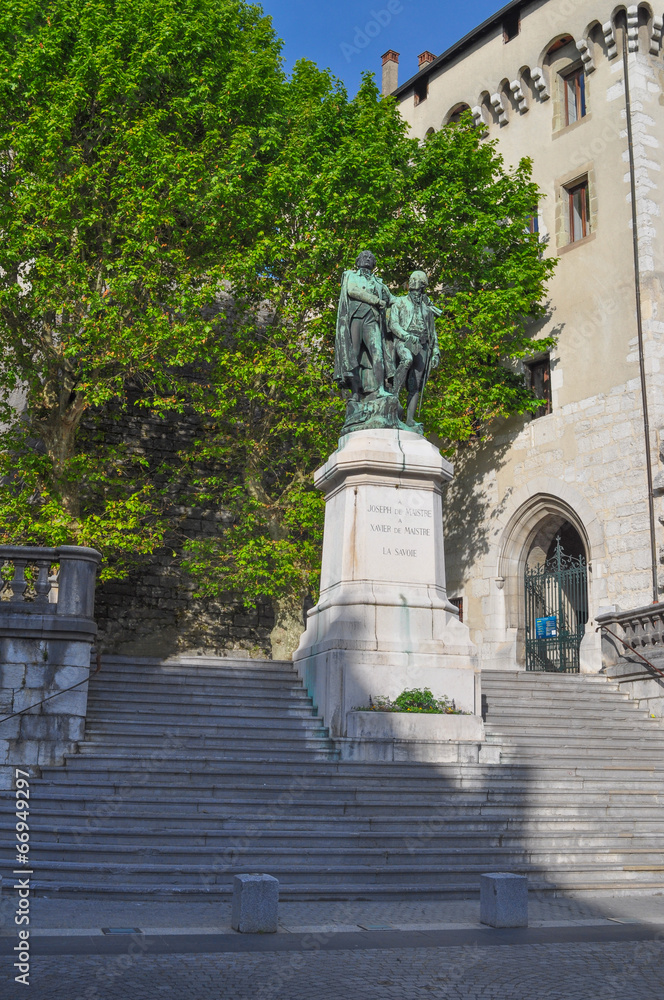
524;536;588;673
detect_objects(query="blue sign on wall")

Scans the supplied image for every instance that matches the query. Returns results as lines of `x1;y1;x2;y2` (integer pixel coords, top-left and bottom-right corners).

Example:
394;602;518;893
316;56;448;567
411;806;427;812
535;615;558;638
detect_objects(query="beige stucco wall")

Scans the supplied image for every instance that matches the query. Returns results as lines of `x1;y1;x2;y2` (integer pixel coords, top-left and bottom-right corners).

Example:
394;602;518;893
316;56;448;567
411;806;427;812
393;2;664;669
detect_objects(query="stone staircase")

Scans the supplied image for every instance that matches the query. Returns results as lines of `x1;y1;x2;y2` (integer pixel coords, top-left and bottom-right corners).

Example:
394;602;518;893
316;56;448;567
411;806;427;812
3;658;664;900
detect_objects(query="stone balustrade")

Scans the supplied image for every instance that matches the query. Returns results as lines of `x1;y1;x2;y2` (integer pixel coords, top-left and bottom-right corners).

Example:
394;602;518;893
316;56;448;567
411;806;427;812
0;545;102;788
595;603;664;721
0;546;57;607
595;602;664;652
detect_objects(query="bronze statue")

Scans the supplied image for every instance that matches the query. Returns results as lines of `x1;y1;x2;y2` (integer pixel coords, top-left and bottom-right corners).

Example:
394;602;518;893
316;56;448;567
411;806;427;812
334;250;394;401
388;270;441;427
334;255;440;435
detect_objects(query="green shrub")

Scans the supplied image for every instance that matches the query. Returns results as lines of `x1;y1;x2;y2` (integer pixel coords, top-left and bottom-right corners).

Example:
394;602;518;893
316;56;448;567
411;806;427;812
358;688;464;715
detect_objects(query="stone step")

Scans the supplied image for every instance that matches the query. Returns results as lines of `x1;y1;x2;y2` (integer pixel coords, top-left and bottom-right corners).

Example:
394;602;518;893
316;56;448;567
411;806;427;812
484;730;664;744
41;755;664;779
483;678;626;690
8;813;663;837
85;715;329;734
482;672;614;684
25;777;664;804
90;675;309;702
4;860;663;891
21;847;664;873
484;691;627;703
88;705;324;729
98;655;295;673
484;720;659;735
82;724;332;743
0;821;656;850
86;698;317;717
39;768;664;797
91;675;309;690
72;741;658;766
7;798;662;823
74;745;339;762
487;727;662;740
484;702;645;718
94;667;302;685
36;766;664;792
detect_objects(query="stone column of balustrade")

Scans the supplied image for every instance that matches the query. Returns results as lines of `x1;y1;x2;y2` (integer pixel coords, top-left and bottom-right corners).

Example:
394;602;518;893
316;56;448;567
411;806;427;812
0;545;102;789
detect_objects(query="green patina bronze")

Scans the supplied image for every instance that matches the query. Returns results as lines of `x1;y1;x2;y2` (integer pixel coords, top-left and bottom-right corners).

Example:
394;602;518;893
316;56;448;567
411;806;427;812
334;253;441;436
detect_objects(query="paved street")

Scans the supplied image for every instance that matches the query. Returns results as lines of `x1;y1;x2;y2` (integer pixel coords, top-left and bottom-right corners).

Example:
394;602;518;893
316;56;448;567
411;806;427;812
2;938;663;1000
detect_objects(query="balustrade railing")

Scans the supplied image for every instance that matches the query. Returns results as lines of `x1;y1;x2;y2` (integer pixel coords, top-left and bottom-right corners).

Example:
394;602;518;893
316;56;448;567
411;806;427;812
596;602;664;653
0;546;59;610
0;544;101;619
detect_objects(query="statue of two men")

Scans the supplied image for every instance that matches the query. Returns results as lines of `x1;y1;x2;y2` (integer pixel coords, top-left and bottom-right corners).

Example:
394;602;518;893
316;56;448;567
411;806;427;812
334;251;440;431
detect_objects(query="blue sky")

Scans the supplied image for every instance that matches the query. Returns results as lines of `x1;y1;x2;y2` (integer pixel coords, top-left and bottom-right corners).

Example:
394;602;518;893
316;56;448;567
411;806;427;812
260;0;505;94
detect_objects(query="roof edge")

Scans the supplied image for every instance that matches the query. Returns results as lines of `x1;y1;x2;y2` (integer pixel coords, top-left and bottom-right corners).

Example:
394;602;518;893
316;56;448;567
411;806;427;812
393;0;531;98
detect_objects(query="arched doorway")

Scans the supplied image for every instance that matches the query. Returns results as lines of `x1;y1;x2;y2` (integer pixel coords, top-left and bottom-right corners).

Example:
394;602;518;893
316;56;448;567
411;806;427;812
524;520;588;673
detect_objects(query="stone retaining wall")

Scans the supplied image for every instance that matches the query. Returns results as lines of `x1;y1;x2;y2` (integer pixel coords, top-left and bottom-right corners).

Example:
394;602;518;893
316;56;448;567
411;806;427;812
0;546;101;788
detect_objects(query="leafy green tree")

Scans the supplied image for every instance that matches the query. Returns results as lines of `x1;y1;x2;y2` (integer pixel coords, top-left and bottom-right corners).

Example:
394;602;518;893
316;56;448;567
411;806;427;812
0;0;283;574
181;76;556;656
0;1;555;651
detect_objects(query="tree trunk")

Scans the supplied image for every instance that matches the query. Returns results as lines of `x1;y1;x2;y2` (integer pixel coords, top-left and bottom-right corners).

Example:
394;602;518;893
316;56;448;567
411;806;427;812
39;392;88;521
270;591;306;661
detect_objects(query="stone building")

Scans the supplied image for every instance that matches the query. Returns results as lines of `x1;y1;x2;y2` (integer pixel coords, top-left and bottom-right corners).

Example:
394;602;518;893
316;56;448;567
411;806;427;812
383;1;664;674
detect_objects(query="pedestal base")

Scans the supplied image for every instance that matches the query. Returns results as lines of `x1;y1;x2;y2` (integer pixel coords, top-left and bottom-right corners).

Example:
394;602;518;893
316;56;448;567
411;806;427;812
294;429;481;740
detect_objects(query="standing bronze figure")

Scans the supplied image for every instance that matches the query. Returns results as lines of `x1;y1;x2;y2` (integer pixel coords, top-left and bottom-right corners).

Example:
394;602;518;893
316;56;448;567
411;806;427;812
334;250;394;401
388;270;441;427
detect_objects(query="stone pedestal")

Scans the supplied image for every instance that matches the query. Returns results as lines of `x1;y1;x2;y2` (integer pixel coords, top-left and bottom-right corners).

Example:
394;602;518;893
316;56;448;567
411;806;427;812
294;429;481;742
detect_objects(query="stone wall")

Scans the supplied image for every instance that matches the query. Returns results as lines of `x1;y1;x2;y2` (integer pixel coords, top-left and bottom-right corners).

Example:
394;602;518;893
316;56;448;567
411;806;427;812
87;397;275;659
96;560;274;660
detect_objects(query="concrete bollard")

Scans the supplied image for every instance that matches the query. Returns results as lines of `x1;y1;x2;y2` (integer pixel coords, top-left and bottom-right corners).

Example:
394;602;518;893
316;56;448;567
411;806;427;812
231;873;279;933
480;872;528;928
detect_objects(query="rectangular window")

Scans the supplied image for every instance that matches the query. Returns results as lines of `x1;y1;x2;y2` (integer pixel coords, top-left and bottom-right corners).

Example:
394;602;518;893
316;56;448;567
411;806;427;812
503;10;521;42
526;356;552;418
564;67;586;125
450;597;464;622
567;180;590;242
528;212;539;235
414;77;428;106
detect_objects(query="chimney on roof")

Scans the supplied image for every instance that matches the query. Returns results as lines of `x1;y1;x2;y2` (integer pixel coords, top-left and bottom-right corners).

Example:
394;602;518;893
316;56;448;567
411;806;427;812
418;51;436;71
381;50;399;96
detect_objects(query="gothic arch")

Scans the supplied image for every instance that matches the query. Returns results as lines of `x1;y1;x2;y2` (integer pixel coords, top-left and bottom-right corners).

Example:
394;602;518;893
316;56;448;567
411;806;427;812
443;102;470;125
538;33;576;69
492;479;605;628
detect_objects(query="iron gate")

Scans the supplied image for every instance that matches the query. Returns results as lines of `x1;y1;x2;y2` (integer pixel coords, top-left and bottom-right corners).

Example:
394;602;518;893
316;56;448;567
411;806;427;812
524;536;588;673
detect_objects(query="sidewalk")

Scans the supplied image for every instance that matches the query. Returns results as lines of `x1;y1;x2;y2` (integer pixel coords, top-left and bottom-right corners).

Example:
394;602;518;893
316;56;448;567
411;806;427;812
2;892;663;1000
11;890;664;937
